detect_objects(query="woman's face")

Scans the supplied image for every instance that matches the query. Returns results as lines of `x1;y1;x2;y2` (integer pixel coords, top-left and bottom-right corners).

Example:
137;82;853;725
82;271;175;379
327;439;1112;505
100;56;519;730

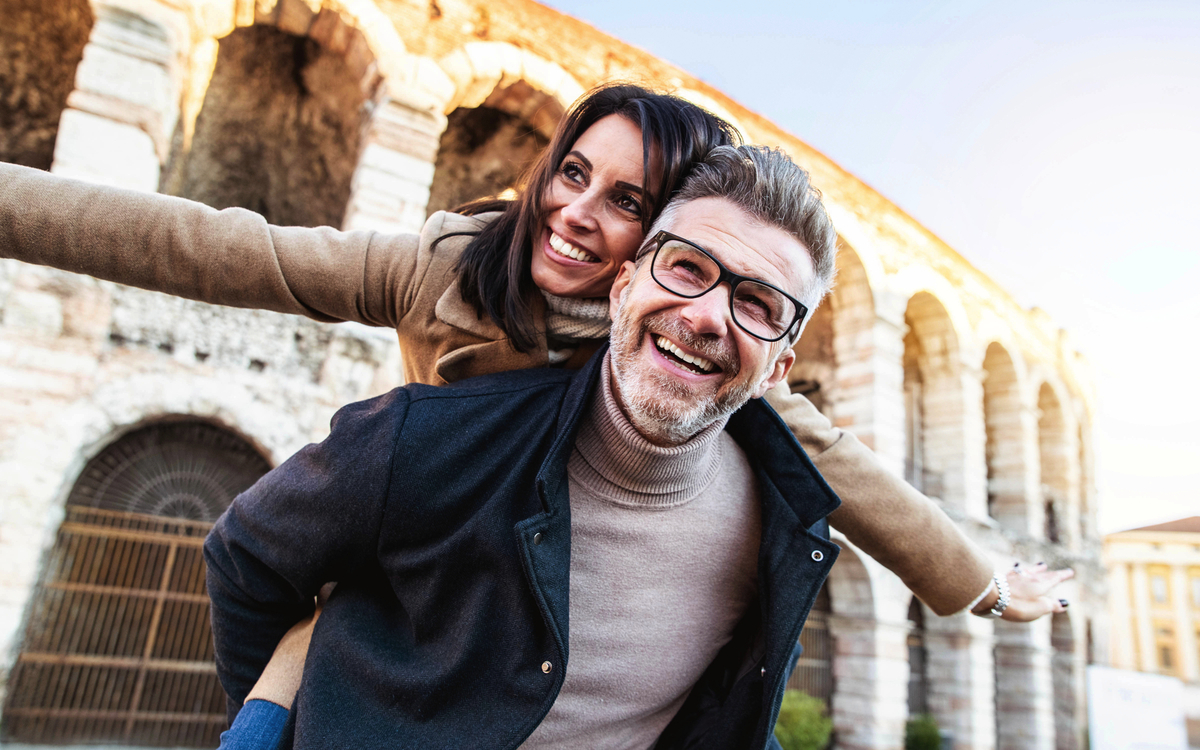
531;114;661;299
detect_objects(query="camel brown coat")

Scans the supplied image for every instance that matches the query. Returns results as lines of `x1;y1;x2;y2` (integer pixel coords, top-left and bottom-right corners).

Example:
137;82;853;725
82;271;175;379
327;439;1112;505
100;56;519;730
0;162;992;616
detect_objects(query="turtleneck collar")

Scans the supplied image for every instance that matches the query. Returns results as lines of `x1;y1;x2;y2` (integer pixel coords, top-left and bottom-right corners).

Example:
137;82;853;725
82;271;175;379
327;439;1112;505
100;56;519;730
569;353;729;509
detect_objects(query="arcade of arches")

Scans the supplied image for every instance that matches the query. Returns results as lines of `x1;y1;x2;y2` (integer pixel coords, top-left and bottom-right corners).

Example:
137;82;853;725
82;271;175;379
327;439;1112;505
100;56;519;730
0;0;1102;748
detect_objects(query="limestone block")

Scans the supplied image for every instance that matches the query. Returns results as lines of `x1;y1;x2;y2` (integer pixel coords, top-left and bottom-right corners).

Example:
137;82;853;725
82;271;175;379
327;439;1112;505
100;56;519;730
89;5;174;65
414;56;456;110
276;0;318;37
354;142;437;185
51;110;160;192
74;34;174;126
3;290;64;338
518;50;570;106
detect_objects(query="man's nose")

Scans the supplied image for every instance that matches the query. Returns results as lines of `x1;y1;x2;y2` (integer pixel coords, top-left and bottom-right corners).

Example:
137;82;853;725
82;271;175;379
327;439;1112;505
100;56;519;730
679;285;730;337
560;187;603;232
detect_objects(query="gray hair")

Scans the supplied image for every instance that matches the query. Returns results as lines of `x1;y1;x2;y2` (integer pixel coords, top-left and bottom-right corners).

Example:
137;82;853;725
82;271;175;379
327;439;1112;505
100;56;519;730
645;145;838;311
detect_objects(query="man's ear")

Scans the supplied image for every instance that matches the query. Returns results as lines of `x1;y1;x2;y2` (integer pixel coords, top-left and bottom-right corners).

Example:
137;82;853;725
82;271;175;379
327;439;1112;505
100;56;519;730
608;261;637;320
751;347;795;399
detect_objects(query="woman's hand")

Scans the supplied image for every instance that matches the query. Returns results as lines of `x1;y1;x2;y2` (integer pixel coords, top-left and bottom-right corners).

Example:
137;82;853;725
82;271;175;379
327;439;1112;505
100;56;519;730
972;562;1075;622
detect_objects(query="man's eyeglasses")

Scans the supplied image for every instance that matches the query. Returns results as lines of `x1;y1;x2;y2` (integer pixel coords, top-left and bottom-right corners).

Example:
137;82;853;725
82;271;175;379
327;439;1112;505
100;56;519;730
640;231;808;342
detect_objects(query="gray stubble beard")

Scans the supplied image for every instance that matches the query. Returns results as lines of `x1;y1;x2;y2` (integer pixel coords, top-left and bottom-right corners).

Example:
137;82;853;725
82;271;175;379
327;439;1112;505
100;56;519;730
608;304;758;446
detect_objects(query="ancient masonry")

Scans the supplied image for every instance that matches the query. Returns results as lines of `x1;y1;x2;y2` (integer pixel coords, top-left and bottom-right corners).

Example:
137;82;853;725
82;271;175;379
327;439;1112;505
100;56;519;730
0;0;1103;747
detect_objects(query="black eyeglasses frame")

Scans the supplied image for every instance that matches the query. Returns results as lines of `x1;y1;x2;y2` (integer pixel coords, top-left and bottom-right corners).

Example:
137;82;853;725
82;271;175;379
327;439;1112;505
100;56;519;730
640;230;809;343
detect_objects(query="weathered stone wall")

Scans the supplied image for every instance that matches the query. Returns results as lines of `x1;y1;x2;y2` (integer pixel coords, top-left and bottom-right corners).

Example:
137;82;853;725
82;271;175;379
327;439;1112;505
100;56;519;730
426;105;547;214
0;0;92;169
163;25;367;228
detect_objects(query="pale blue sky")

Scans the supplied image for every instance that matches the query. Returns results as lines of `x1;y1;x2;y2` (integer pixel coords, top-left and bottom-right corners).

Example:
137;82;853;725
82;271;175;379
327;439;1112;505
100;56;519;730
544;0;1200;532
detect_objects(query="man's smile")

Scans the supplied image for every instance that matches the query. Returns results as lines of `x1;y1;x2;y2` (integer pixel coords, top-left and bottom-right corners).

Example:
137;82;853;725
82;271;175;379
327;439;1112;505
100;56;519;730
652;334;718;375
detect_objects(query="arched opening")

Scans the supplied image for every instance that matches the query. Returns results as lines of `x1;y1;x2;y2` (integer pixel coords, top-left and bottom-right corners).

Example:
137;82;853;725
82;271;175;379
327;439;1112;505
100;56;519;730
2;420;271;747
162;24;369;228
786;584;833;707
825;244;879;446
425;99;550;216
1038;383;1069;544
1051;612;1078;750
906;597;929;717
789;300;835;416
983;343;1026;531
1077;419;1092;543
824;547;879;749
0;0;93;168
903;292;962;502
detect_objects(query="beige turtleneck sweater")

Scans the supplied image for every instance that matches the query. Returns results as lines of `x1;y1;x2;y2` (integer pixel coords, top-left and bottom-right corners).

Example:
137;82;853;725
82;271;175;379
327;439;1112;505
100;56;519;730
521;355;761;749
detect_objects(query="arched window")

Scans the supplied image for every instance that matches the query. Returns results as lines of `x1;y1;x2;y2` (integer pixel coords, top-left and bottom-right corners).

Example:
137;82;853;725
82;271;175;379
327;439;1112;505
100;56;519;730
2;420;270;747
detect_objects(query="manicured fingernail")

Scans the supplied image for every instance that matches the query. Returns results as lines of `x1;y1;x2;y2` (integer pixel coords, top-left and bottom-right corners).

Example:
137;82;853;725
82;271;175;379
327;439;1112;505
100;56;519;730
1059;599;1069;608
1013;562;1020;568
1037;561;1045;566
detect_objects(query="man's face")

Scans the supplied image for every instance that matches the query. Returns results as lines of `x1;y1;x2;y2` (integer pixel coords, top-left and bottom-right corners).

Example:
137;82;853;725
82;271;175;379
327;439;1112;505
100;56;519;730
607;196;813;446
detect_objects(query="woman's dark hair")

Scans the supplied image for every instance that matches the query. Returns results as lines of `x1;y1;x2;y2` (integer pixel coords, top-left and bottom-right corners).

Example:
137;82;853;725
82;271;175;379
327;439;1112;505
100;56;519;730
453;83;741;352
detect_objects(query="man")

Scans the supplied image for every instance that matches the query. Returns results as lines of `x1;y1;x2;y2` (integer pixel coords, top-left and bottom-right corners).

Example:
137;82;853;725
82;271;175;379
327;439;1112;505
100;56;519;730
205;146;1063;750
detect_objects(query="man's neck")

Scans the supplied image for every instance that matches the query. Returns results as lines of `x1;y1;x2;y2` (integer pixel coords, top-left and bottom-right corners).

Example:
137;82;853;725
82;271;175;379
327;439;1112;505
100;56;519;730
606;355;721;448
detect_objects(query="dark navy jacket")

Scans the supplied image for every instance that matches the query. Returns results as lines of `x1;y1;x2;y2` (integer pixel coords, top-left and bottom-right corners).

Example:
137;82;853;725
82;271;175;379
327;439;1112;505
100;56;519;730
204;348;841;749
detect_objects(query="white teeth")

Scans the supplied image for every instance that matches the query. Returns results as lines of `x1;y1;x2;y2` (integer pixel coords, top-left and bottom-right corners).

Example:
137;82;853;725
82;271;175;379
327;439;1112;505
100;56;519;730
654;335;715;373
548;231;599;263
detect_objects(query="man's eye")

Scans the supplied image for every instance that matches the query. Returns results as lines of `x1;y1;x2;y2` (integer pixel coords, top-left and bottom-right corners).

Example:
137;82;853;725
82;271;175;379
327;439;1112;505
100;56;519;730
671;259;704;277
736;296;774;322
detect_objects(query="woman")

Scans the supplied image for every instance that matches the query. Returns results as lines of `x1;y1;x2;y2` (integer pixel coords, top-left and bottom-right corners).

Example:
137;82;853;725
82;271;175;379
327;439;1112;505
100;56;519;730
0;82;1057;737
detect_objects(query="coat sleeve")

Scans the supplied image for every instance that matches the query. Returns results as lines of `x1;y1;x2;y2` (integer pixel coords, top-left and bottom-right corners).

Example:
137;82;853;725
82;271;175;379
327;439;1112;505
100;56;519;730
203;389;406;716
0;162;434;328
764;381;993;616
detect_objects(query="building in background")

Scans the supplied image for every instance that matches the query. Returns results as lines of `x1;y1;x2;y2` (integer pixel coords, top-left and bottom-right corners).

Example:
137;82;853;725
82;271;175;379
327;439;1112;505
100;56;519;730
1104;517;1200;745
0;0;1102;747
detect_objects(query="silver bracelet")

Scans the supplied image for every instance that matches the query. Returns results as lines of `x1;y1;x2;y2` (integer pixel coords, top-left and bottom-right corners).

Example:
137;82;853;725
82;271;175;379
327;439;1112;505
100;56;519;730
979;572;1010;619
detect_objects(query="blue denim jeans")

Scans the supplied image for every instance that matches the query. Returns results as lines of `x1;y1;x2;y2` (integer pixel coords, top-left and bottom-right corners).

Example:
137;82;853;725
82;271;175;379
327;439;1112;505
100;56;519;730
217;699;289;750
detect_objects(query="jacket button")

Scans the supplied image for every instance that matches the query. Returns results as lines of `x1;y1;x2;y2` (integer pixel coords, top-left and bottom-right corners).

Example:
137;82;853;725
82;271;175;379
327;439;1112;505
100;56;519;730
811;550;824;562
533;532;543;545
761;667;766;677
541;661;553;674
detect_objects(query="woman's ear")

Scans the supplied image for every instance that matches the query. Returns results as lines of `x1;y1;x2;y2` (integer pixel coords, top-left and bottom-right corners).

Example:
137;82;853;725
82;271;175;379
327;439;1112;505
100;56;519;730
608;261;637;320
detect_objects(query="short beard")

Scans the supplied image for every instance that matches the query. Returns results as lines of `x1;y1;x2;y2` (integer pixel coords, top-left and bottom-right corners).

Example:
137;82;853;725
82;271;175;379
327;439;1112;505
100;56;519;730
609;306;758;446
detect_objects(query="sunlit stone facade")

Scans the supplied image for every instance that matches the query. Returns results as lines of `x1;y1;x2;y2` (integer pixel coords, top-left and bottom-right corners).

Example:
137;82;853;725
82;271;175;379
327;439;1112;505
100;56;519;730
0;0;1102;747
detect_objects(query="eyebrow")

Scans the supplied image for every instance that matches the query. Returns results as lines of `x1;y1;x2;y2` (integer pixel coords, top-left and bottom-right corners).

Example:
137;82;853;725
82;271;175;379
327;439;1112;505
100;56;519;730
566;150;647;196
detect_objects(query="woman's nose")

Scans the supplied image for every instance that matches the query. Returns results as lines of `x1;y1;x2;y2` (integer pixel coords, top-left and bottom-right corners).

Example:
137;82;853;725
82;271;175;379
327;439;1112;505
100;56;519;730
560;188;602;232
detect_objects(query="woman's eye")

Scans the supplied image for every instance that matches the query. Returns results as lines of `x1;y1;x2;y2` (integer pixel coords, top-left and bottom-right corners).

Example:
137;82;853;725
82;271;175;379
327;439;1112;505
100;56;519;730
615;194;642;216
560;162;586;184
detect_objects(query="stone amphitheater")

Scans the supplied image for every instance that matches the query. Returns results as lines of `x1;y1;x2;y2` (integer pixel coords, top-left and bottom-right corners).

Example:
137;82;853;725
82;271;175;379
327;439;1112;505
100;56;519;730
0;0;1103;747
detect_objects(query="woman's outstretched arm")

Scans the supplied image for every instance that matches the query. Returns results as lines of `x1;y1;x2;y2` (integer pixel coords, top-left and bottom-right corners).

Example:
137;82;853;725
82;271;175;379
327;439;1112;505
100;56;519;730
0;162;429;328
764;381;994;616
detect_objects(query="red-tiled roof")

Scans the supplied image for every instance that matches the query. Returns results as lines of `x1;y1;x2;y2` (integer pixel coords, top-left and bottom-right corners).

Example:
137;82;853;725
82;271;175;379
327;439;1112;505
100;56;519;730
1126;516;1200;533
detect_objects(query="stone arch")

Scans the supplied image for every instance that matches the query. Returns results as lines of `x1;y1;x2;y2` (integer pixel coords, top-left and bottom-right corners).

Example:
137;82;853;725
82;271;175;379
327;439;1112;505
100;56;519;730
983;342;1030;532
0;372;306;676
423;44;584;216
819;241;896;466
995;616;1055;750
1;415;272;746
824;546;890;749
902;291;970;508
436;42;583;129
1051;611;1081;750
906;596;930;718
0;0;93;169
788;293;834;416
1076;414;1095;544
161;16;377;228
1037;381;1076;545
